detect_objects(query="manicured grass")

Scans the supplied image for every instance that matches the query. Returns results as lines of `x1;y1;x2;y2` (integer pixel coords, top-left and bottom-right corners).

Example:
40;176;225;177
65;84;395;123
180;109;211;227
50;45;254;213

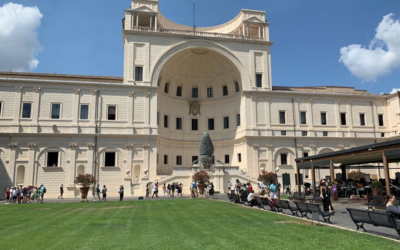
1;199;399;249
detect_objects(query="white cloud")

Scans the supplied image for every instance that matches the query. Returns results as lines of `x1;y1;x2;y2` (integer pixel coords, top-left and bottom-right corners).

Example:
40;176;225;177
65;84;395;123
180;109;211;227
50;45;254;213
390;88;400;94
339;13;400;82
0;3;43;72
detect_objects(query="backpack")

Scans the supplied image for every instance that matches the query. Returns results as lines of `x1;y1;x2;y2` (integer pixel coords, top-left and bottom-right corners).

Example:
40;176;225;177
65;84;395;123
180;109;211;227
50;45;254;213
43;187;47;193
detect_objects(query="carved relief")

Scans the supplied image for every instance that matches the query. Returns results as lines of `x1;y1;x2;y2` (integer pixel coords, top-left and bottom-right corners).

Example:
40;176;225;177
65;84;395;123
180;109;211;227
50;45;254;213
309;144;317;150
9;144;18;150
28;143;37;150
266;145;273;151
33;87;41;93
251;96;257;102
307;99;312;104
74;89;81;95
334;100;340;104
126;144;134;150
189;100;201;116
144;92;151;98
91;90;98;95
338;145;345;150
252;144;259;149
15;87;23;93
69;143;78;150
127;91;134;97
143;144;151;150
87;144;95;150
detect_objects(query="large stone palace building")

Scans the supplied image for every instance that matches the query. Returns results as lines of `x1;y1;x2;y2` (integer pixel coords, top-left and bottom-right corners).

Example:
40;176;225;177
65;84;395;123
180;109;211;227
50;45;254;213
0;0;399;198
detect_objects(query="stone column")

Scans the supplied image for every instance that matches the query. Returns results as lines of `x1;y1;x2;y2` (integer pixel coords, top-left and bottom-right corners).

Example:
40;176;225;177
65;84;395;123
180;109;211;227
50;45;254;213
294;99;300;130
125;144;133;195
31;87;41;133
258;24;261;39
150;15;153;30
143;92;151;134
8;143;18;186
127;92;134;134
307;99;313;130
155;15;158;31
143;144;152;181
131;13;134;30
252;144;259;178
66;143;77;197
347;100;353;137
265;98;271;133
247;24;249;38
136;14;139;29
12;87;23;133
27;143;37;186
266;145;273;173
88;90;97;134
71;89;81;133
242;23;245;37
251;96;257;128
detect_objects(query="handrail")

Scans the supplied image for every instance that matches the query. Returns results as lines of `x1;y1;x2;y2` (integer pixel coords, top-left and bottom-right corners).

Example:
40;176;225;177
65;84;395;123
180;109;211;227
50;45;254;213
131;26;266;41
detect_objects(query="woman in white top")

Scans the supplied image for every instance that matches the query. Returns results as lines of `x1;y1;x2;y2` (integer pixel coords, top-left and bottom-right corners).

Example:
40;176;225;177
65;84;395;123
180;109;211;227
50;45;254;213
227;181;231;192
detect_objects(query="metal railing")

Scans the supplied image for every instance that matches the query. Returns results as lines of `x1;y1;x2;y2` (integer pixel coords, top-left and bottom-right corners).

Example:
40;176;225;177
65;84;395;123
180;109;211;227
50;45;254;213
131;26;265;41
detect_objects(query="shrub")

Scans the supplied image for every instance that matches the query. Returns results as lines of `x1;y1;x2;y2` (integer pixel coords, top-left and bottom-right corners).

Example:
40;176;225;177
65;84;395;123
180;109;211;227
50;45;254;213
371;181;383;189
192;170;210;184
75;174;97;187
258;171;276;184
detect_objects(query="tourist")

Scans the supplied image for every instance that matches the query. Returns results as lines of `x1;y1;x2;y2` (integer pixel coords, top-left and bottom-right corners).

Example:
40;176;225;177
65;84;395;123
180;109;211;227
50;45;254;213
32;187;38;203
176;182;180;197
39;184;46;203
320;180;331;212
269;181;277;199
18;186;23;204
95;184;101;201
276;180;281;198
5;187;10;204
286;185;292;194
119;185;124;201
256;184;261;195
58;184;64;199
152;183;158;198
171;182;175;197
227;181;231;193
247;183;253;194
204;183;208;197
247;190;256;207
386;195;400;219
167;183;171;197
235;179;241;195
192;181;198;198
102;185;107;202
179;183;183;197
145;183;150;199
22;186;27;203
155;182;159;197
162;183;166;197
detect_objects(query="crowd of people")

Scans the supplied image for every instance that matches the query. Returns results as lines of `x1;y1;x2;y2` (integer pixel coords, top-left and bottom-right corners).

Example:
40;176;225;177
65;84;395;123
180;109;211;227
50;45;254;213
145;182;184;198
4;184;47;204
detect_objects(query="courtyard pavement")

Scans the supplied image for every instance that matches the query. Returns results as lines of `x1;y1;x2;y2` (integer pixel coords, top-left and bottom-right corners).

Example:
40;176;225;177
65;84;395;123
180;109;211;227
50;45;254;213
2;193;399;241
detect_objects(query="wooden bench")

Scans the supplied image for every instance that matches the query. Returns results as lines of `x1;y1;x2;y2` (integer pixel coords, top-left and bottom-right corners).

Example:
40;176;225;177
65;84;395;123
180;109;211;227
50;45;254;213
231;194;240;203
279;200;299;216
260;197;276;211
306;195;322;204
240;194;251;206
289;192;306;202
255;197;264;209
271;199;283;212
294;202;310;219
346;208;400;237
365;196;386;211
306;203;335;223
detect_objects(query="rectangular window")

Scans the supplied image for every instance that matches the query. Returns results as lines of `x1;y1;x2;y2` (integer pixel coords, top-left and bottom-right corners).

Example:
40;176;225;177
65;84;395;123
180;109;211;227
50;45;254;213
208;118;214;130
176;86;182;96
22;103;32;118
378;114;384;126
256;74;262;88
164;83;169;93
0;102;2;117
107;106;116;120
235;82;240;92
238;153;242;163
157;112;159;125
236;114;241;127
192;119;198;131
80;104;89;120
192;156;198;164
223;86;228;96
176;118;182;130
323;131;328;137
225;155;230;164
192;88;198;98
164;155;168;164
51;103;61;119
300;111;307;124
135;66;143;81
164;115;168;128
281;131;286;136
341;113;347;125
279;111;286;124
105;152;116;167
176;156;182;165
47;152;59;167
223;117;229;129
360;113;365;126
381;133;385;138
207;87;213;98
302;131;307;136
303;152;309;158
321;112;327;125
281;154;287;165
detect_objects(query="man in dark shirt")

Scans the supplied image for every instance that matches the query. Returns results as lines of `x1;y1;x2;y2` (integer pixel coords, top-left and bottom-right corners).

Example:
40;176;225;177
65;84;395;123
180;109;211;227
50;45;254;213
171;183;175;197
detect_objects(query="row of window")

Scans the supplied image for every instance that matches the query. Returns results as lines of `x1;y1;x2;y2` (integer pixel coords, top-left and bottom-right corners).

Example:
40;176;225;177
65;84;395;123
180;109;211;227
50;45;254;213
160;114;241;130
160;154;242;165
280;111;385;127
163;82;241;98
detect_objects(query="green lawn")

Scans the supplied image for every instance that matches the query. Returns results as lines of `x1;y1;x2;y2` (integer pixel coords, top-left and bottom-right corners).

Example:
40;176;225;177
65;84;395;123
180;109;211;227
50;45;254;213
1;199;398;250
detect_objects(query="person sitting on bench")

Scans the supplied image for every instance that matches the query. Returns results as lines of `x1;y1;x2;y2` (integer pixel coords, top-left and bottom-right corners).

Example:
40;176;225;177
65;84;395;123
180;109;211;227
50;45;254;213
386;195;400;219
247;190;256;207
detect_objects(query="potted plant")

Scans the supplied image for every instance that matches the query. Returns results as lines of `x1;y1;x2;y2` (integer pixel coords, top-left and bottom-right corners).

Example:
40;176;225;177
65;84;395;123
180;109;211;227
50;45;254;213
192;170;210;196
347;171;365;181
329;181;339;201
371;181;383;197
75;174;96;202
258;171;276;185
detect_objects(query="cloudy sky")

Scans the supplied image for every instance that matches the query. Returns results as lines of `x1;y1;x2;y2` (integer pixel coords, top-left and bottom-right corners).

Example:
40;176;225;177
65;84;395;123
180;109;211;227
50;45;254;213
0;0;399;94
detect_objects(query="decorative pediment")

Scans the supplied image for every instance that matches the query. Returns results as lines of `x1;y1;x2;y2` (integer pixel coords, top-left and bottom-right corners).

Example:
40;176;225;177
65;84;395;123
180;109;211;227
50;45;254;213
131;6;157;13
243;16;265;24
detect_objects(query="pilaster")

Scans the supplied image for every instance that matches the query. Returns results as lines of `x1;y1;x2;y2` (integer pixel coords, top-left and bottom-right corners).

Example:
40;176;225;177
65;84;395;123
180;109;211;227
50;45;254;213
31;87;41;133
27;143;37;186
252;144;259;178
71;89;81;133
266;144;273;173
8;143;18;187
66;143;77;197
12;87;22;133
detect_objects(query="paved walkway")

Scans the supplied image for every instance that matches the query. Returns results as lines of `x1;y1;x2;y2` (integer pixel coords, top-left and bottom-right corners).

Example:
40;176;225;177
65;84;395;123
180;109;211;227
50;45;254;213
2;194;399;241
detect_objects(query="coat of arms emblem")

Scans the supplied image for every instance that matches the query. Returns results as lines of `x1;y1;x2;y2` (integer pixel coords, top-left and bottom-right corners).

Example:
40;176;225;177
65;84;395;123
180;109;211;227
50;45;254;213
189;100;201;116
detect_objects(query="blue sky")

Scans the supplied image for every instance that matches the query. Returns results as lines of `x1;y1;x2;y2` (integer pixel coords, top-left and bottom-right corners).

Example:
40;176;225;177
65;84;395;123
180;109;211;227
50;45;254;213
1;0;399;94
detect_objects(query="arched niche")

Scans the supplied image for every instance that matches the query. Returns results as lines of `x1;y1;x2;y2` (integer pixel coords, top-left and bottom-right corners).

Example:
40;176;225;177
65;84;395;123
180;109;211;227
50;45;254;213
77;165;85;175
16;165;25;184
133;164;141;183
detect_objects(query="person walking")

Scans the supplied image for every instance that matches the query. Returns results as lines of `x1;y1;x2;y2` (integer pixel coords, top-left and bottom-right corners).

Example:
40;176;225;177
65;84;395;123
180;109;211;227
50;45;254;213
119;185;124;201
39;184;46;203
145;183;150;199
171;183;175;197
179;183;183;197
320;180;330;212
95;184;101;202
102;185;107;202
162;183;166;197
235;179;241;195
269;181;277;199
58;184;64;199
227;181;232;193
152;183;158;198
5;188;10;204
167;183;171;197
33;187;38;203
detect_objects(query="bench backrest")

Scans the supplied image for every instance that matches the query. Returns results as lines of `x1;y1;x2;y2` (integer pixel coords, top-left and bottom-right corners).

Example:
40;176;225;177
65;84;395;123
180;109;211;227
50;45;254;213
260;198;270;206
373;196;387;206
232;194;240;202
279;200;291;209
369;211;392;228
256;197;263;205
293;192;299;198
346;208;372;224
306;203;321;213
227;193;233;200
295;202;309;212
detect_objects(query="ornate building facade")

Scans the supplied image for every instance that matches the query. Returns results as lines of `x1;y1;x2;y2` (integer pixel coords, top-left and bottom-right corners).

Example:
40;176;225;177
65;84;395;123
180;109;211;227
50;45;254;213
0;0;399;198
